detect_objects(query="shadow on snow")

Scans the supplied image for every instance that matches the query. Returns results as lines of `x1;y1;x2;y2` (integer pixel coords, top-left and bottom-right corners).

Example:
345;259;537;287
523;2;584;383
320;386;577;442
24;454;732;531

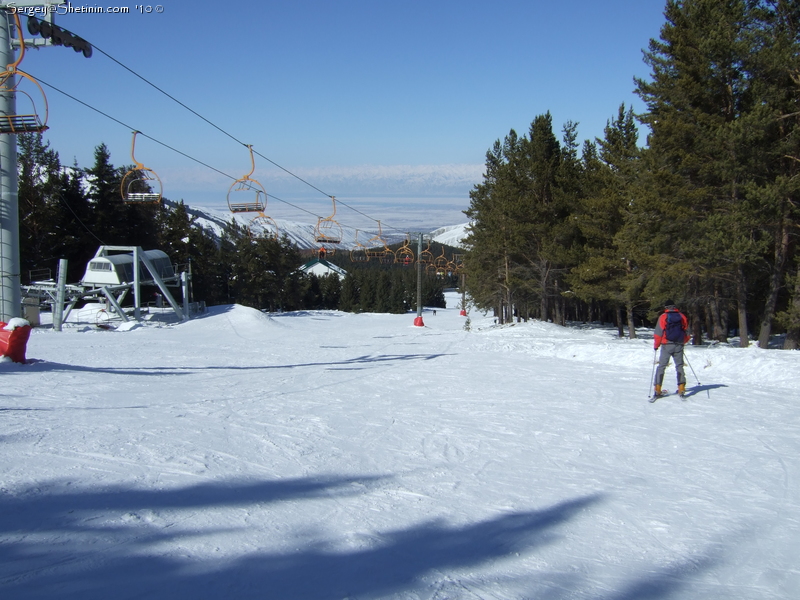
0;475;612;599
14;352;453;378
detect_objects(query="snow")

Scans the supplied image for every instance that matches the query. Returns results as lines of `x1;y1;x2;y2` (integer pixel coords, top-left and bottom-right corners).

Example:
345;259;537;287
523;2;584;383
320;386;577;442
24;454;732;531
2;318;30;331
2;293;799;599
429;223;469;249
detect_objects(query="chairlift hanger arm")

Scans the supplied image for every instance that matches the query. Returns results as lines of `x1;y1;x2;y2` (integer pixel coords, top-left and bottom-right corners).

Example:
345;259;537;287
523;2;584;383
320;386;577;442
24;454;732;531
129;130;146;169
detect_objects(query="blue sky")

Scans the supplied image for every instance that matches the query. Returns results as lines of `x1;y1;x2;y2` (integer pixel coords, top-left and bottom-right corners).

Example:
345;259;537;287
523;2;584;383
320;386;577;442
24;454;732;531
14;0;668;232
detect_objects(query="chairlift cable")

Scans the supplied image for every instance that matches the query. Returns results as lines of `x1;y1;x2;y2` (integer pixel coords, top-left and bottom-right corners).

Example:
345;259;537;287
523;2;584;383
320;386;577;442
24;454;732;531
28;26;414;235
33;77;320;220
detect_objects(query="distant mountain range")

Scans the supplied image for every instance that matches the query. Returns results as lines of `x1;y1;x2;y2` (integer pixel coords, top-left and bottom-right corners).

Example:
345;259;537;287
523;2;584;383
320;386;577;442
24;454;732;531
178;201;469;250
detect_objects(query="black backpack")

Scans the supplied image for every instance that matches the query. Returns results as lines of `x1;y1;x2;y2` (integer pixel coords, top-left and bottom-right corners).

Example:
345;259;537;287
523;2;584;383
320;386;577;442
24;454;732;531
665;311;684;343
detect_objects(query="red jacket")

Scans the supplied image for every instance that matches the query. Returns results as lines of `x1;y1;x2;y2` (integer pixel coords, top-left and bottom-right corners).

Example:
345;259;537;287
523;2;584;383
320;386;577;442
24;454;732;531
653;308;690;349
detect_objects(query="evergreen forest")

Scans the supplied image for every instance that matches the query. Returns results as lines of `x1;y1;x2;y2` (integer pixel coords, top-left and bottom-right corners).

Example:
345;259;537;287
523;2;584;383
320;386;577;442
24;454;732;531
463;0;800;349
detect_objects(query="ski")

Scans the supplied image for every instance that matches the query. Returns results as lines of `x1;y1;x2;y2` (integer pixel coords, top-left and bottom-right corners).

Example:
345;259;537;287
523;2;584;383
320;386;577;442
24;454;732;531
649;390;688;402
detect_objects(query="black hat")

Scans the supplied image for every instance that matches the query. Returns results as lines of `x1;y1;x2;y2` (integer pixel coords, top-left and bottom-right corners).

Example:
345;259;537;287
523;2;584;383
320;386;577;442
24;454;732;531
664;299;676;308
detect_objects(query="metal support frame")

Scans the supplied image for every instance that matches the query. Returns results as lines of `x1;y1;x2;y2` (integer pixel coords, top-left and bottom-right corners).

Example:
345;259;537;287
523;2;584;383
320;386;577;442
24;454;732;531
23;246;188;327
89;246;185;322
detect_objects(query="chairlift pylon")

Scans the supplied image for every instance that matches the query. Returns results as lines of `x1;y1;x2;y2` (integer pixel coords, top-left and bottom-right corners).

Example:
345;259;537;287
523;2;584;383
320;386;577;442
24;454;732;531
120;131;163;204
452;253;465;273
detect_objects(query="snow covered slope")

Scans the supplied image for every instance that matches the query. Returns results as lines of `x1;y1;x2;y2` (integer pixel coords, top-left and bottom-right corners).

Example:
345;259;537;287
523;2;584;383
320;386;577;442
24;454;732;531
2;295;799;599
429;223;469;248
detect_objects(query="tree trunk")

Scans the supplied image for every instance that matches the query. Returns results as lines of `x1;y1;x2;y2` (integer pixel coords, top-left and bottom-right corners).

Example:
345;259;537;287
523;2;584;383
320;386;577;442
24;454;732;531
615;304;624;338
783;269;800;350
553;280;564;326
709;286;727;343
626;300;636;339
757;220;790;349
540;259;550;322
736;265;749;347
691;304;703;345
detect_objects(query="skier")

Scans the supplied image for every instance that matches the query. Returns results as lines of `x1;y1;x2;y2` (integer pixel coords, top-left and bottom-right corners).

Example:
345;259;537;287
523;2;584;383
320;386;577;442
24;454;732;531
653;299;690;398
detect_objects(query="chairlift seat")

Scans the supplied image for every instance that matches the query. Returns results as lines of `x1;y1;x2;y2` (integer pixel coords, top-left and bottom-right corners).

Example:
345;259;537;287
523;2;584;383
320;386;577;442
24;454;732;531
230;200;266;213
315;235;341;244
0;114;47;134
125;192;161;203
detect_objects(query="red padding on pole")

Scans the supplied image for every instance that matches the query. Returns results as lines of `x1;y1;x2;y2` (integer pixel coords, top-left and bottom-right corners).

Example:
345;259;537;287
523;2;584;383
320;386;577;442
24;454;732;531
460;309;467;316
0;322;32;363
413;316;425;327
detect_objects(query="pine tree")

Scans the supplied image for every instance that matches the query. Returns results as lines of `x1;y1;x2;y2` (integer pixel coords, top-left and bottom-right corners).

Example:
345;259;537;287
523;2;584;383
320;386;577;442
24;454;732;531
55;160;97;282
745;0;800;348
569;105;644;337
160;200;194;265
635;0;767;347
18;134;65;280
338;273;359;312
86;143;128;244
463;136;519;323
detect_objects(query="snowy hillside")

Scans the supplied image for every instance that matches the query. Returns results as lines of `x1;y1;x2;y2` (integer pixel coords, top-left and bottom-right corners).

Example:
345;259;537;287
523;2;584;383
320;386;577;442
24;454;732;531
178;201;468;250
2;294;799;599
429;223;470;248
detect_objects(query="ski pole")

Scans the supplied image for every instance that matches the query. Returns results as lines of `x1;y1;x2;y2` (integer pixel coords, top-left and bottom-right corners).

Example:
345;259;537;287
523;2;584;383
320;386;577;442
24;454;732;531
683;351;701;385
648;348;657;398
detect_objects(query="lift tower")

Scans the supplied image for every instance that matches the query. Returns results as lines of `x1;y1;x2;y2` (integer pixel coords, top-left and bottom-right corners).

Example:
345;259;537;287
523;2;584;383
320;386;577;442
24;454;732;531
0;1;89;320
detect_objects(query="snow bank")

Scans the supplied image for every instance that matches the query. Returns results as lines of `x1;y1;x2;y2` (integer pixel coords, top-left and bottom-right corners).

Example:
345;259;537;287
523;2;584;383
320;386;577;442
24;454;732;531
470;317;800;391
2;317;30;330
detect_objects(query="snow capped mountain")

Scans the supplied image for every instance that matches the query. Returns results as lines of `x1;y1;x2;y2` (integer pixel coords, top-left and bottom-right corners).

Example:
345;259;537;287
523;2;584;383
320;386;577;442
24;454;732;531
428;223;470;249
178;201;469;250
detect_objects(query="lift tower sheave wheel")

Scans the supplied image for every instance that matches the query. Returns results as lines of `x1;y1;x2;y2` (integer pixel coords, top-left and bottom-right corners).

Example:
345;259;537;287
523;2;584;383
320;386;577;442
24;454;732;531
120;131;163;204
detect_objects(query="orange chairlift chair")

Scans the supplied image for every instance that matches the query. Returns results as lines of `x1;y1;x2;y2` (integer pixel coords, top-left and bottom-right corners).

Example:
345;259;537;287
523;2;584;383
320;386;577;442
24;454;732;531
227;145;268;214
0;12;48;134
120;131;163;204
395;235;415;266
350;230;369;262
418;238;434;267
365;221;395;263
315;196;343;257
428;247;450;277
248;212;279;241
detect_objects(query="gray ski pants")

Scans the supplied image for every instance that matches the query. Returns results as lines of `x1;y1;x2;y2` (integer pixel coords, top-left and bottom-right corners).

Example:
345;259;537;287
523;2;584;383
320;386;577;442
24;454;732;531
654;343;686;386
